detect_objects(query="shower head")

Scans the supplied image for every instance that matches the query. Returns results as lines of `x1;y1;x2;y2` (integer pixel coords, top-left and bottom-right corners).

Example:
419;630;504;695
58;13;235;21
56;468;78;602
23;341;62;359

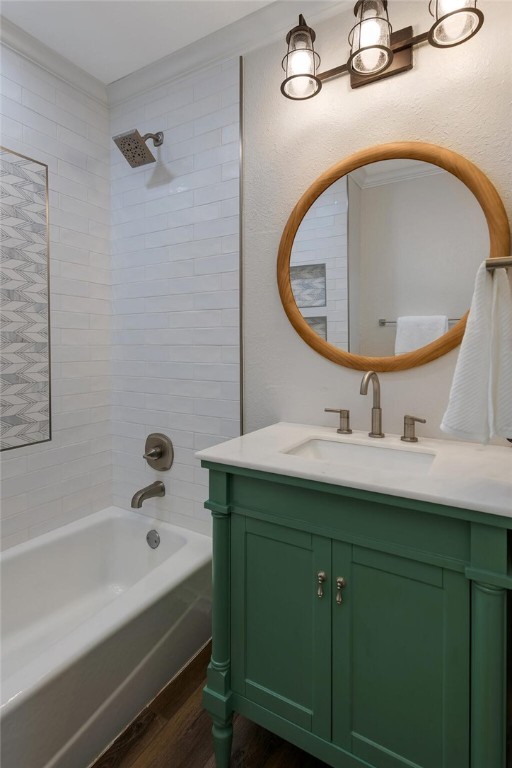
112;129;164;168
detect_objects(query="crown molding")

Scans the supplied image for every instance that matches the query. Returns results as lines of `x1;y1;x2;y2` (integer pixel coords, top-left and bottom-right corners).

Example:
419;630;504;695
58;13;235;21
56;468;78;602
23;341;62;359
107;0;340;106
0;16;107;105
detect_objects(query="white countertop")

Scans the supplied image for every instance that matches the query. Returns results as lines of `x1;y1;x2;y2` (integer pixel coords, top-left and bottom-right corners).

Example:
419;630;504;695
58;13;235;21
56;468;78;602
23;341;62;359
196;422;512;519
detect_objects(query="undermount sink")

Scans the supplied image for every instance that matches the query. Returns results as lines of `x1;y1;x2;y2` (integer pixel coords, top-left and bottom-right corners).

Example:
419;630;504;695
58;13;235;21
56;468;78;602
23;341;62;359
284;437;436;474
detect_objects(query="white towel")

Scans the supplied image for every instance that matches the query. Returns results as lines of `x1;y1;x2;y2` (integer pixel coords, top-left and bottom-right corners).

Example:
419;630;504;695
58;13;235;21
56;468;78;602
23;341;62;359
395;315;449;355
489;268;512;438
441;262;512;443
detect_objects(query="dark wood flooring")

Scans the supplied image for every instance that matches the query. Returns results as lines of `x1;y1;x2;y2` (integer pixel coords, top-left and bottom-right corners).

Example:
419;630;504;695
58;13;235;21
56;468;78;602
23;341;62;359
91;641;327;768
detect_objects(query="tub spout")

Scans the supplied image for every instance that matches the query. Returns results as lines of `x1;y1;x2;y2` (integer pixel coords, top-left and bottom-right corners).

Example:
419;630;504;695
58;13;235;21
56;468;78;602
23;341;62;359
131;481;165;508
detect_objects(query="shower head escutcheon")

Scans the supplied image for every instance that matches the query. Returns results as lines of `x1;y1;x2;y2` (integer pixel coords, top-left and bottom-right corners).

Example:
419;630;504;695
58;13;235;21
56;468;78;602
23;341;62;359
112;129;164;167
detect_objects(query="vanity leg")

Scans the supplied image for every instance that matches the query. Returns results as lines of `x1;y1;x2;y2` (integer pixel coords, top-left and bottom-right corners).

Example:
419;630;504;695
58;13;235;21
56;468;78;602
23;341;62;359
203;481;234;767
212;716;233;768
471;581;507;768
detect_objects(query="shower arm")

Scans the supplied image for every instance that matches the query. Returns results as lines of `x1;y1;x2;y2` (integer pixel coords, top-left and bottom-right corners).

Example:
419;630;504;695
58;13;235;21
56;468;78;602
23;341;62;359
142;132;164;147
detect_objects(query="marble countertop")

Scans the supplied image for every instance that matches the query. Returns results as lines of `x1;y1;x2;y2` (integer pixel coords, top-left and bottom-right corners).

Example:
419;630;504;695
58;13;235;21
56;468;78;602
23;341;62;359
196;422;512;519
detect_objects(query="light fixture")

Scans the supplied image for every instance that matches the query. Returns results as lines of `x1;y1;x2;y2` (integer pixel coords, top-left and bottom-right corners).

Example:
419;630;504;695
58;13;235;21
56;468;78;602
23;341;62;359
281;14;322;100
348;0;393;76
428;0;484;48
280;0;484;97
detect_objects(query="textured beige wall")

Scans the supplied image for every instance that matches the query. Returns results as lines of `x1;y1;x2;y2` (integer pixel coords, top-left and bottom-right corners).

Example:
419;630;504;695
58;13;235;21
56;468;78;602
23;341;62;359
243;1;511;441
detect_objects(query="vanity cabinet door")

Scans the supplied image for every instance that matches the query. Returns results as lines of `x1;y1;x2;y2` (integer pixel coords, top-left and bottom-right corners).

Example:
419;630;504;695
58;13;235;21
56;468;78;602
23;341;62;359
332;541;470;768
231;515;332;739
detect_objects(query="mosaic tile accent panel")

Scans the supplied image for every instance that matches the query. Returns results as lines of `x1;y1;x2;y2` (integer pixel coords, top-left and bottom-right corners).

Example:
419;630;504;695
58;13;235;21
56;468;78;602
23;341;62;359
304;316;327;340
290;263;326;308
0;148;51;451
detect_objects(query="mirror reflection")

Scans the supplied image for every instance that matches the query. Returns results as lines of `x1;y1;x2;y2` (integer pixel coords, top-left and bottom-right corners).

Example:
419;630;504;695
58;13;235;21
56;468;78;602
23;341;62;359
290;159;489;356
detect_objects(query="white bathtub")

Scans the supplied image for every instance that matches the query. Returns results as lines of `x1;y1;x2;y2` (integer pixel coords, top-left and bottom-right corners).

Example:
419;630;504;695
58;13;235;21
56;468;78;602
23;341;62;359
0;506;212;768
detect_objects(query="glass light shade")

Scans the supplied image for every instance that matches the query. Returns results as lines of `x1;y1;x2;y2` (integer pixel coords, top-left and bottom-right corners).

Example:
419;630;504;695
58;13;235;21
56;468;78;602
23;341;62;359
428;0;484;47
281;17;322;100
348;0;393;76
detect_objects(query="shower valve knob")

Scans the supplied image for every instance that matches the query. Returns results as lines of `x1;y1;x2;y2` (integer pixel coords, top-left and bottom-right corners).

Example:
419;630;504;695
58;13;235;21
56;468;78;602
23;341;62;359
143;447;162;460
143;433;174;471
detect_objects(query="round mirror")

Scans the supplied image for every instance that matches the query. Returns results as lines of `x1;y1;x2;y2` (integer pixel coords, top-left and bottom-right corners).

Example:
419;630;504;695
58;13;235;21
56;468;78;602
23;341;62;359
278;142;510;371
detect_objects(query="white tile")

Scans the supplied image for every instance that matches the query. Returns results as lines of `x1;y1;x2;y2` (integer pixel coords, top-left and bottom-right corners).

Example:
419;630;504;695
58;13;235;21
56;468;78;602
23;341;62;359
57;125;108;162
168;129;221;162
0;75;22;101
193;290;239;310
0;115;23;141
145;260;194;281
20;60;58;102
22;125;87;168
222;123;238;145
194;215;238;241
167;93;221;129
22;89;87;136
145;86;192;120
194;252;238;275
221;85;239;108
194;104;238;136
193;141;238;171
222;161;239;181
194;178;238;205
2;94;57;136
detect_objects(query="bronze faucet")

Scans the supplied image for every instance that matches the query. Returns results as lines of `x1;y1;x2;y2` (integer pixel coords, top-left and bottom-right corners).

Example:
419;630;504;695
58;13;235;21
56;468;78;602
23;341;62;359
360;371;385;438
131;480;165;509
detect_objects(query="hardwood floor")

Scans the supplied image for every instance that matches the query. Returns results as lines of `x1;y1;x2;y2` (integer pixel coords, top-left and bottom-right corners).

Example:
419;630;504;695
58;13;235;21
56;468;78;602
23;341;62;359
91;641;327;768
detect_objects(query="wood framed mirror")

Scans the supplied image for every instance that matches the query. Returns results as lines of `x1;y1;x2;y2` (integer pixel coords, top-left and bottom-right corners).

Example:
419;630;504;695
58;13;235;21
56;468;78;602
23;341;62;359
277;142;510;371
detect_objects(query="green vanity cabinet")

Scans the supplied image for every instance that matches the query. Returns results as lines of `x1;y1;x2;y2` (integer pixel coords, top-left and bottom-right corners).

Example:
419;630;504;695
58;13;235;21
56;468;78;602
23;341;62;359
231;516;332;736
202;463;509;768
330;542;469;768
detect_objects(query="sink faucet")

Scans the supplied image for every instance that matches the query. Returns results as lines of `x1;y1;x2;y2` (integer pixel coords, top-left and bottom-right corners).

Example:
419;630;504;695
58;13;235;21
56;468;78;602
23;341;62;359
131;480;165;509
360;371;385;438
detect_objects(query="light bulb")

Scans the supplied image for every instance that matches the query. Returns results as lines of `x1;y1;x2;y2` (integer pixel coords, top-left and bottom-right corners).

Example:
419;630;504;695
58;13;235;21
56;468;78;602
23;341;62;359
289;48;314;77
286;49;316;97
358;18;382;72
438;0;468;40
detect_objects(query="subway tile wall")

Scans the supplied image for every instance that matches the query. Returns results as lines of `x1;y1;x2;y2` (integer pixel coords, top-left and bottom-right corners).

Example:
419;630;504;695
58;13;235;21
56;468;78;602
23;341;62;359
0;44;112;549
0;46;240;547
110;58;240;535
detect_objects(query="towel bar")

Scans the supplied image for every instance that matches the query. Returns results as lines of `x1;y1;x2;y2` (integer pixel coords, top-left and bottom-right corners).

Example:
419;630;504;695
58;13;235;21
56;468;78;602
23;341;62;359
485;257;512;271
378;318;460;327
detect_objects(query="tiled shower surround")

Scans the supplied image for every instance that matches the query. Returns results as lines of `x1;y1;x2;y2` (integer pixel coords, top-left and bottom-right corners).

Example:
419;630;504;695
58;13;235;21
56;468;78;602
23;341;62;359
0;44;111;549
110;59;240;532
0;42;239;547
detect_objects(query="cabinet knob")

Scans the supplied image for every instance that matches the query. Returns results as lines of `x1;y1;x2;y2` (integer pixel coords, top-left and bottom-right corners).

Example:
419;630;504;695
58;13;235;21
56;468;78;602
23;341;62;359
336;577;346;605
317;571;327;599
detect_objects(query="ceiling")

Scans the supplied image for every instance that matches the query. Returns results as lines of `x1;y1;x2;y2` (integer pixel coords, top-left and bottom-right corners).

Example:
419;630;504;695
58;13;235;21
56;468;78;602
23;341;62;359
0;0;274;84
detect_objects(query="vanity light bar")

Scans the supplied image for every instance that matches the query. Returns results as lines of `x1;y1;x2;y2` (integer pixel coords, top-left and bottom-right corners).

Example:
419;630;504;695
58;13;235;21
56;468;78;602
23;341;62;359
281;0;484;97
485;257;512;271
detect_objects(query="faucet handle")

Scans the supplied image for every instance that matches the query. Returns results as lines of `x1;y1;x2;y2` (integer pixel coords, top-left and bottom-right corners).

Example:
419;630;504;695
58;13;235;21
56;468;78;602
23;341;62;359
143;433;174;471
401;415;426;443
325;408;352;434
143;446;162;460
